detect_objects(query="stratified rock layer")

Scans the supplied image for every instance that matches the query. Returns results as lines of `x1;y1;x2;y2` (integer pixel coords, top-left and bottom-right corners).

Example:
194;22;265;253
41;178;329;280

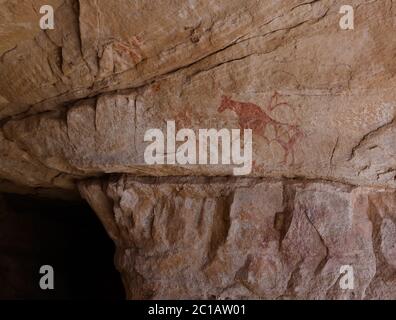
1;0;396;193
79;176;396;299
1;0;396;300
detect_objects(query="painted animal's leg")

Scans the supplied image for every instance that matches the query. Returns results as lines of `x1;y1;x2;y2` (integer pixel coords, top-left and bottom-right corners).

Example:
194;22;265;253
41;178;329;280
240;119;270;143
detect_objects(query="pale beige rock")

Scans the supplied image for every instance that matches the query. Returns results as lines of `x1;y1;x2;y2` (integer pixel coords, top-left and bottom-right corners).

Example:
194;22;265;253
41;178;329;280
79;176;396;299
1;0;396;190
0;128;75;190
3;88;396;188
1;0;297;116
1;0;396;300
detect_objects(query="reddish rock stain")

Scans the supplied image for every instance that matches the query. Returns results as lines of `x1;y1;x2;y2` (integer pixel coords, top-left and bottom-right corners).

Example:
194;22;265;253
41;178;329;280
113;36;144;64
175;108;193;128
218;93;304;165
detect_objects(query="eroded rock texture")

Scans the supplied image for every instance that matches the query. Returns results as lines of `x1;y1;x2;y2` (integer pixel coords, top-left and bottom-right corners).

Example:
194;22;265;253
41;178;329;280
79;176;396;299
1;0;396;299
1;0;396;192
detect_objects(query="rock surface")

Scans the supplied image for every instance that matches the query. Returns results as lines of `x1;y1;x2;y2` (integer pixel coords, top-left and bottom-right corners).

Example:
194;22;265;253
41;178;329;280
1;0;396;191
1;0;396;299
79;175;396;299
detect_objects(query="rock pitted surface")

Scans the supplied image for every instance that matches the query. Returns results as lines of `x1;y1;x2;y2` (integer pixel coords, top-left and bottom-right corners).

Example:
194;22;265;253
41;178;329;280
79;176;396;299
1;0;396;299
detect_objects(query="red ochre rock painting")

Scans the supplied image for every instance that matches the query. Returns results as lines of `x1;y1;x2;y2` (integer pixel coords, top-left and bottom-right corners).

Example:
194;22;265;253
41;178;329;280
113;35;144;64
218;92;304;165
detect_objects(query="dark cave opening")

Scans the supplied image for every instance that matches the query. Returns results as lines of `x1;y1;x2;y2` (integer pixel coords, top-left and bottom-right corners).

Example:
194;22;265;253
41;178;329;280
0;193;125;300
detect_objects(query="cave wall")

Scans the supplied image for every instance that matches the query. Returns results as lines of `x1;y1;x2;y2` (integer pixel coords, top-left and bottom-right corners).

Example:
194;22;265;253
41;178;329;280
79;176;396;299
1;0;396;299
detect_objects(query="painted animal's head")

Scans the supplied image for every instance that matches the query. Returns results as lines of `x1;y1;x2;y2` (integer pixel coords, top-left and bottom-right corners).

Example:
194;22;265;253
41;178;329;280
218;95;233;112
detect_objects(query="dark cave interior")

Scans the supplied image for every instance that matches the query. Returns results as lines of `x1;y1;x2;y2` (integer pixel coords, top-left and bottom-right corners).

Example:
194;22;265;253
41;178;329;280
0;193;125;299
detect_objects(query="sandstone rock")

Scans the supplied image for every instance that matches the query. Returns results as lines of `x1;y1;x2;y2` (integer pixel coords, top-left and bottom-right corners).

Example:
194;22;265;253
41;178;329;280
1;0;396;190
1;0;396;300
79;176;395;299
0;128;76;190
4;88;396;188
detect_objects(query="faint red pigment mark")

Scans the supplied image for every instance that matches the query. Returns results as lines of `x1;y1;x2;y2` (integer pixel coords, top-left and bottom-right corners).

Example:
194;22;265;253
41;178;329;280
152;83;161;92
268;91;292;112
175;108;193;128
218;93;304;165
113;35;144;64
